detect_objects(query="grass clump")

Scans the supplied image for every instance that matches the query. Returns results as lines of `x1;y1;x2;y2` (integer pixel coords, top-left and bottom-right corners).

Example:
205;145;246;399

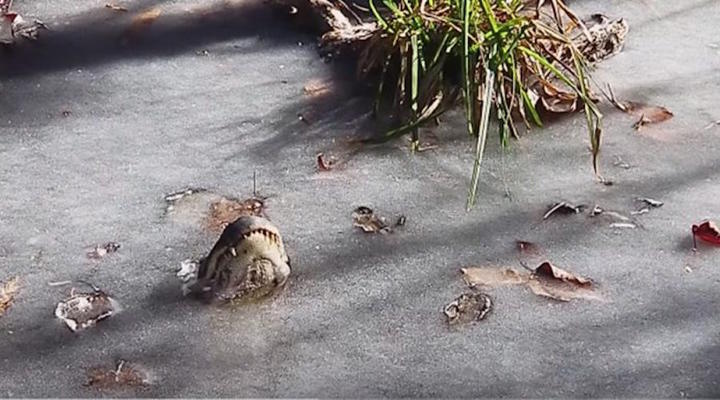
359;0;602;208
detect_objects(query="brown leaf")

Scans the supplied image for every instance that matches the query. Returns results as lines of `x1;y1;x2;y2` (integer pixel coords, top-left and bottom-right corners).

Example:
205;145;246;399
0;277;20;317
539;82;578;113
534;262;591;286
352;206;391;234
55;288;119;332
206;197;266;232
527;261;601;301
461;267;529;287
443;292;492;325
85;360;150;389
621;102;673;129
543;201;586;220
105;3;128;12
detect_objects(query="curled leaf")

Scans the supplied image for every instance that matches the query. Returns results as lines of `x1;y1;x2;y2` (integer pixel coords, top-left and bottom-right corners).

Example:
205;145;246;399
443;292;492;325
528;262;601;301
621;102;673;129
692;220;720;249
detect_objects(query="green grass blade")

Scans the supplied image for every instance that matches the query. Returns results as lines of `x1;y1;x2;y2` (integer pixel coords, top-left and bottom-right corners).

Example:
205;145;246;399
519;46;576;90
461;0;474;137
479;0;499;32
369;0;388;29
410;33;420;147
467;68;495;209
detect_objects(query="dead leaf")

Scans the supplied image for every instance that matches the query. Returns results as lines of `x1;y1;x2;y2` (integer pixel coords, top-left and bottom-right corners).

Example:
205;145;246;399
622;102;673;129
105;3;128;12
533;262;591;285
84;359;150;389
543;201;586;220
352;206;391;234
527;261;601;301
461;267;529;287
692;220;720;249
0;277;19;317
316;152;335;171
87;242;121;260
55;286;120;332
443;292;492;325
303;79;332;97
206;197;266;232
607;87;673;129
539;81;578;113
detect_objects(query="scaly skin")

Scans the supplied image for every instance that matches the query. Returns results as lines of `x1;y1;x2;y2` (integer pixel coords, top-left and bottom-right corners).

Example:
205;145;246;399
190;216;291;303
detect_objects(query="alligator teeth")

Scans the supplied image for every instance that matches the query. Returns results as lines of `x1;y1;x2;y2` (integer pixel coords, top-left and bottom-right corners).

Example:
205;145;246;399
229;247;237;257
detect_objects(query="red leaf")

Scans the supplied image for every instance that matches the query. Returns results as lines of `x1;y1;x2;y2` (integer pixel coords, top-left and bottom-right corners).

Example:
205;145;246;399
692;220;720;249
